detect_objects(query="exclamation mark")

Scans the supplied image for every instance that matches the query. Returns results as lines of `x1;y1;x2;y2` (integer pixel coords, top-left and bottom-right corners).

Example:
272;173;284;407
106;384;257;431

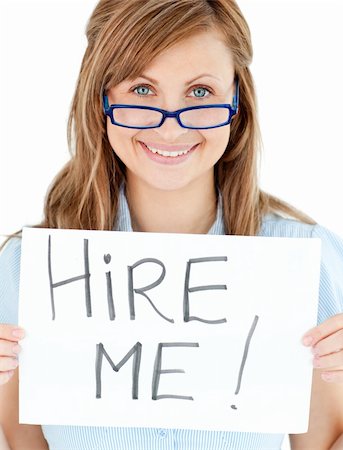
231;315;259;410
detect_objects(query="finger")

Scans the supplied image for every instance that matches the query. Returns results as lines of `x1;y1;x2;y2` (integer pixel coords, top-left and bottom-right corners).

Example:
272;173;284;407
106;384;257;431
0;356;19;372
321;370;343;383
312;329;343;357
313;350;343;369
0;370;15;386
0;340;21;357
303;314;343;347
0;324;25;342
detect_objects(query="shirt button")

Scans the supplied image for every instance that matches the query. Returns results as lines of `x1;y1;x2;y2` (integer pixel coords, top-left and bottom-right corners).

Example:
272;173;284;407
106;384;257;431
158;429;168;438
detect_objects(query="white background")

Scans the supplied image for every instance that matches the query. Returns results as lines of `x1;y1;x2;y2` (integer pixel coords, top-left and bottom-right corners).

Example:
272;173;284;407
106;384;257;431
0;1;342;444
0;0;342;241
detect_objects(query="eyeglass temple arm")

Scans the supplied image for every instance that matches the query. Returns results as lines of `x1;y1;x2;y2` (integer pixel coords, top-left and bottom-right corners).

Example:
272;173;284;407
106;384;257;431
232;78;240;112
103;94;110;113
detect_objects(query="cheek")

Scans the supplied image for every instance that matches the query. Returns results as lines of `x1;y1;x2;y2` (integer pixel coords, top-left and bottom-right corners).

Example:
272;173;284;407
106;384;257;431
106;121;137;156
203;127;231;158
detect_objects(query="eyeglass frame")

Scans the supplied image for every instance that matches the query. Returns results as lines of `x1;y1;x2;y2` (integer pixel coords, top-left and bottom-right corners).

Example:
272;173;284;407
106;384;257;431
102;78;239;130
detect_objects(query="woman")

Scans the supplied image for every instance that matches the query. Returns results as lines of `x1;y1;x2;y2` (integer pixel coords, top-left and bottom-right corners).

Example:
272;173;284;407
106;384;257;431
1;0;343;449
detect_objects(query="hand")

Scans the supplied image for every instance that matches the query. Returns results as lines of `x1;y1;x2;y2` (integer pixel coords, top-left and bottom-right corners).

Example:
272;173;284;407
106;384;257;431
303;313;343;383
0;324;24;385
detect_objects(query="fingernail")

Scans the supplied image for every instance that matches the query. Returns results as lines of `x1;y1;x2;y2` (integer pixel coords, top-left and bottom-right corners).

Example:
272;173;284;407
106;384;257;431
10;359;19;369
313;357;321;368
311;347;320;355
302;335;313;346
12;328;25;339
12;344;21;355
321;372;333;382
7;370;14;380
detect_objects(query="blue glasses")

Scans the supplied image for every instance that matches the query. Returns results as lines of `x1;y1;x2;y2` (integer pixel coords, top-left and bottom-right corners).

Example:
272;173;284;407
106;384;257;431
103;79;239;130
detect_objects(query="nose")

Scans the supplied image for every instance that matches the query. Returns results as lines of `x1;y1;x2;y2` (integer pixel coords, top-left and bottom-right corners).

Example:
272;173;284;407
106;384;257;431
154;115;189;141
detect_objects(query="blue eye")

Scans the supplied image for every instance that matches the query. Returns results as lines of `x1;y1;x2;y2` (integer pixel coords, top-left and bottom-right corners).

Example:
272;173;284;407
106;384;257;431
191;87;210;98
134;85;152;96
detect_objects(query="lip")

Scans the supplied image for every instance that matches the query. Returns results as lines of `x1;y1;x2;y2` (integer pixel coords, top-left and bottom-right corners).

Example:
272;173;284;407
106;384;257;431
139;141;199;165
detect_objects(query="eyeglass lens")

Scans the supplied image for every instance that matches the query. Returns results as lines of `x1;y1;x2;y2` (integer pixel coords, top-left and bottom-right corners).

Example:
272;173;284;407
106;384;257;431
112;107;230;128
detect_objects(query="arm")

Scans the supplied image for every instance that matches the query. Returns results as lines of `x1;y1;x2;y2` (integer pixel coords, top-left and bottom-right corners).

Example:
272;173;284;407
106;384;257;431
0;369;49;450
0;426;11;450
289;368;343;449
290;227;343;448
330;434;343;450
0;239;48;448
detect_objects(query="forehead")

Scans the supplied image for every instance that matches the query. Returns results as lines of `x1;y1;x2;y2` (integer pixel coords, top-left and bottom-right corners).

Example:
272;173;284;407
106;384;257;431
129;30;235;82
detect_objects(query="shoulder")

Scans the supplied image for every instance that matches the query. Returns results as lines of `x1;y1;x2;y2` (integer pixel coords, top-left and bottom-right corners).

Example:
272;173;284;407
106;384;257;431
260;213;316;238
0;237;22;325
260;213;343;258
0;237;22;277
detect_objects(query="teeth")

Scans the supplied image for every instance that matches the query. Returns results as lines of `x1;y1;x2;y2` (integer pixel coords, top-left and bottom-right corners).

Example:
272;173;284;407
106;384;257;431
144;144;192;157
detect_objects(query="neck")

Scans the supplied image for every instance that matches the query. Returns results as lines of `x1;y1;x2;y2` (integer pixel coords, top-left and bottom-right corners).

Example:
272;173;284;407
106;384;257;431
125;174;217;234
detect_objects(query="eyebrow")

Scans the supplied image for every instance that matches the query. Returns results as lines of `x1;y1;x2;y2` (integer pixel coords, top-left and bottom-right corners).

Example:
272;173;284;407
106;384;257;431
134;73;223;85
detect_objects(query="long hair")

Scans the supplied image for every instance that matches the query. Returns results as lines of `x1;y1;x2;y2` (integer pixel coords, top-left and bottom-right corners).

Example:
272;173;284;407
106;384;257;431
18;0;315;239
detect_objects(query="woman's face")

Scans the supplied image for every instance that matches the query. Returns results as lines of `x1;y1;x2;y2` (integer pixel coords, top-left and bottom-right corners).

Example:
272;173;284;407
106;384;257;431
106;29;236;193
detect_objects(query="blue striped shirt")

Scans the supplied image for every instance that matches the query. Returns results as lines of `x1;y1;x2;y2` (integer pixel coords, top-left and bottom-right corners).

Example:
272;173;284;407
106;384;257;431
1;189;343;450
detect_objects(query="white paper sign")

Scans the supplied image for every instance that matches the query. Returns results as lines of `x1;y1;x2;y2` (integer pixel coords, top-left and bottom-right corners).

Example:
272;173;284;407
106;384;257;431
18;227;321;433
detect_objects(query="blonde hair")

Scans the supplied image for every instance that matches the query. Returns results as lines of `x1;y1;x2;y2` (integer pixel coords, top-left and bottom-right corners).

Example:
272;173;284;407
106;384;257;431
16;0;315;240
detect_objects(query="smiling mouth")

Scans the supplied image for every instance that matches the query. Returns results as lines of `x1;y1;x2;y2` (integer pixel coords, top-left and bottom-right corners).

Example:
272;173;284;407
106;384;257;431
140;141;198;157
